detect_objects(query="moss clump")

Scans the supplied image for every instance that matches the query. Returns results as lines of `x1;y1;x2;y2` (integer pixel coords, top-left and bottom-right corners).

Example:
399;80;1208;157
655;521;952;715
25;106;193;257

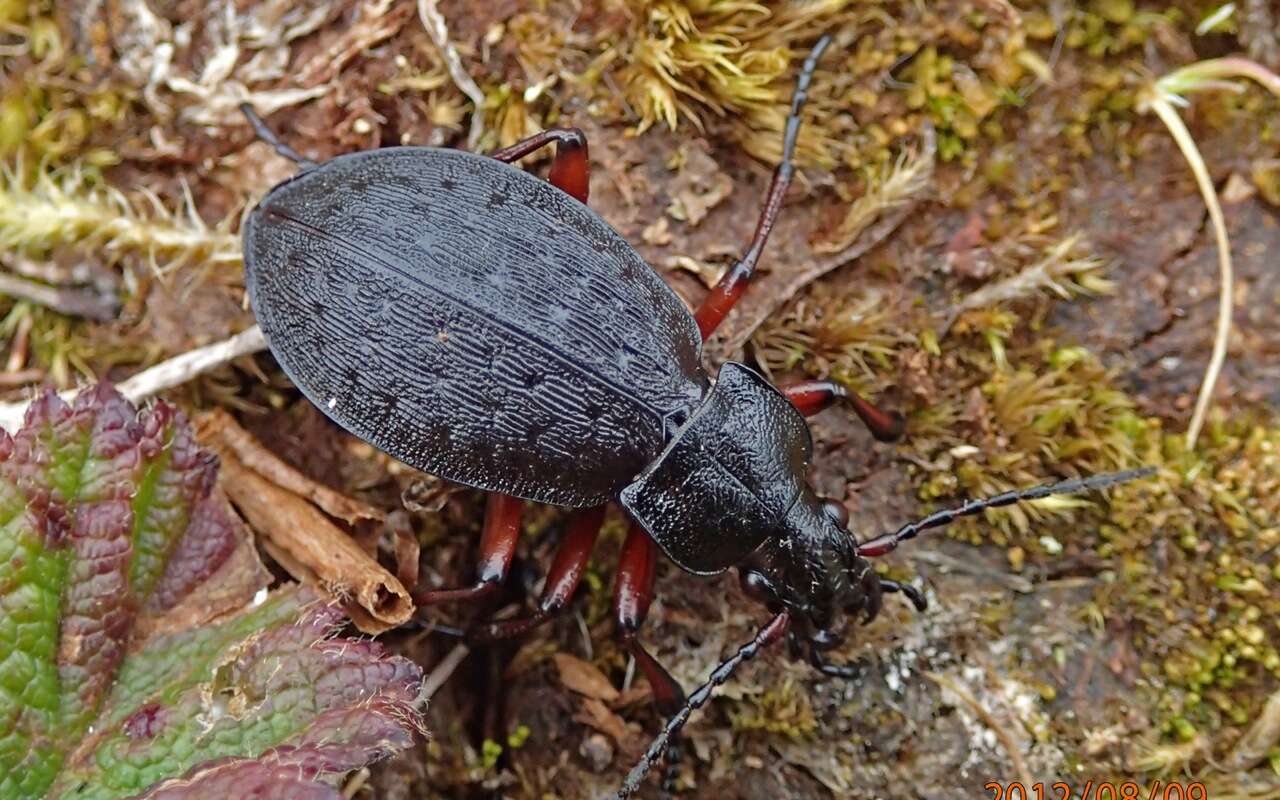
730;676;819;738
0;164;240;273
567;2;1036;169
0;7;131;166
755;288;910;396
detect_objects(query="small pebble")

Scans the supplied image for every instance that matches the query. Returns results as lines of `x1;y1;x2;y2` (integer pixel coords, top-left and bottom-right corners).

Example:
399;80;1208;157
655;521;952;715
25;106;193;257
579;733;613;772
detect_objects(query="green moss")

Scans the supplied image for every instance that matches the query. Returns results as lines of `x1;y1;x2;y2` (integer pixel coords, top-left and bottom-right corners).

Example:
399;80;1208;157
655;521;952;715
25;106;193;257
730;677;818;739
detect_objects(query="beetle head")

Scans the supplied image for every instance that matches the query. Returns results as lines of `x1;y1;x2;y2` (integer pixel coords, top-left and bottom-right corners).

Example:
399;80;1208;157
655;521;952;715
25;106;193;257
737;488;885;656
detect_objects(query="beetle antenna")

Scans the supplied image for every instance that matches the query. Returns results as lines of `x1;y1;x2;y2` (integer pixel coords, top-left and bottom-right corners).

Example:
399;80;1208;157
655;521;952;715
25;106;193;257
856;467;1157;557
612;612;790;799
779;34;831;168
692;33;832;339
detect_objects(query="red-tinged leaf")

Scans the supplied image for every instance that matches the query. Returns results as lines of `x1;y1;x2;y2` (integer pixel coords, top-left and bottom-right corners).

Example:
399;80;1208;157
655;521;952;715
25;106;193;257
0;385;425;800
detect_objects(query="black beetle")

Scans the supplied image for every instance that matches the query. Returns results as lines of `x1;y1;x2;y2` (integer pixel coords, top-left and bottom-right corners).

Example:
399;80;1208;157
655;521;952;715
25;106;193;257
240;36;1152;798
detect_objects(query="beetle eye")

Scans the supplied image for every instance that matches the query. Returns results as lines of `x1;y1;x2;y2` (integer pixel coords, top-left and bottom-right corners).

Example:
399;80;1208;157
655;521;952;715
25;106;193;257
822;499;849;528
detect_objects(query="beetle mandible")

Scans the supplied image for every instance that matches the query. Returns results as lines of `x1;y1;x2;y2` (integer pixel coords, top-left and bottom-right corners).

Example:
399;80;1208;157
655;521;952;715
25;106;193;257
240;35;1152;798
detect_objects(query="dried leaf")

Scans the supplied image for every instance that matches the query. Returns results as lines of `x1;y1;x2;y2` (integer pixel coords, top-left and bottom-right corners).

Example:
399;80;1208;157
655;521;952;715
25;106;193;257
553;653;620;703
213;451;412;634
574;697;632;747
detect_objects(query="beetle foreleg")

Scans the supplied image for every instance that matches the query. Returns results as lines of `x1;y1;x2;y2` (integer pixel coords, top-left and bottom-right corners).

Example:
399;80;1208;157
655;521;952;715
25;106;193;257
414;493;523;605
489;128;590;204
779;379;905;441
613;524;686;712
470;505;605;641
239;103;317;168
692;35;832;341
879;578;928;612
806;645;865;680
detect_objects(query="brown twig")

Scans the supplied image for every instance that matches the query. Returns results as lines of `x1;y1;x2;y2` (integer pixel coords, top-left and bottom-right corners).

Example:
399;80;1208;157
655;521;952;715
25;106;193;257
0;270;119;321
4;312;31;372
1224;687;1280;770
211;447;412;635
417;0;485;149
0;325;268;432
925;670;1036;788
196;408;384;526
421;642;470;700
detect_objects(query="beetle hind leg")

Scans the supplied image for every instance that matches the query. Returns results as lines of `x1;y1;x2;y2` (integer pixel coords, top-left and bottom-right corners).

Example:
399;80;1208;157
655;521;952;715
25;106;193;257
488;128;590;204
692;35;832;341
414;493;523;606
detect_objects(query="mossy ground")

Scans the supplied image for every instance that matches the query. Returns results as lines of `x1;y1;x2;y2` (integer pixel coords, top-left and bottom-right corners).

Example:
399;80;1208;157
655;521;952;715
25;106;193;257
1;0;1278;797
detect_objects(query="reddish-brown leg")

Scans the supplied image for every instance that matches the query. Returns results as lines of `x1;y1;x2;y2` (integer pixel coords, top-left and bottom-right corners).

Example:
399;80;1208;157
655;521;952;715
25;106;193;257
489;128;590;204
693;37;830;340
614;522;688;796
414;493;523;605
614;523;686;714
471;505;606;641
778;379;905;442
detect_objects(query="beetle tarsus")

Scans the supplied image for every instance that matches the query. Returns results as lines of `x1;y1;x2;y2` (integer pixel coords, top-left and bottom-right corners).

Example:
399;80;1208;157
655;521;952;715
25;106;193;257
808;646;864;680
238;102;317;168
880;579;928;612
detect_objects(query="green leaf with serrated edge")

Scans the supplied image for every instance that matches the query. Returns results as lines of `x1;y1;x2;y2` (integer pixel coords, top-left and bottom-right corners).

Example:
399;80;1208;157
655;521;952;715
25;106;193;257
0;386;424;800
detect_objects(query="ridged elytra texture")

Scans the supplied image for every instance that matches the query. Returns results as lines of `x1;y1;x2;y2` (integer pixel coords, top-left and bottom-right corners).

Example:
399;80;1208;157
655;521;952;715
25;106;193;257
244;147;707;507
620;363;813;574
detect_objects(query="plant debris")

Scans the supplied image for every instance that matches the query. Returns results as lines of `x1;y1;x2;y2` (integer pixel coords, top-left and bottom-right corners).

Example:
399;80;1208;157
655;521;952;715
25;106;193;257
0;385;424;799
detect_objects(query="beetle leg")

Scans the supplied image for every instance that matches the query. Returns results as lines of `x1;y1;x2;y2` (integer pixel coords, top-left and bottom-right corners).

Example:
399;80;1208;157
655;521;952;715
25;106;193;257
859;567;884;625
778;379;905;441
692;36;831;341
612;523;689;796
879;578;928;612
807;646;865;680
470;505;605;641
488;128;590;204
239;103;317;168
613;523;686;713
414;493;523;605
